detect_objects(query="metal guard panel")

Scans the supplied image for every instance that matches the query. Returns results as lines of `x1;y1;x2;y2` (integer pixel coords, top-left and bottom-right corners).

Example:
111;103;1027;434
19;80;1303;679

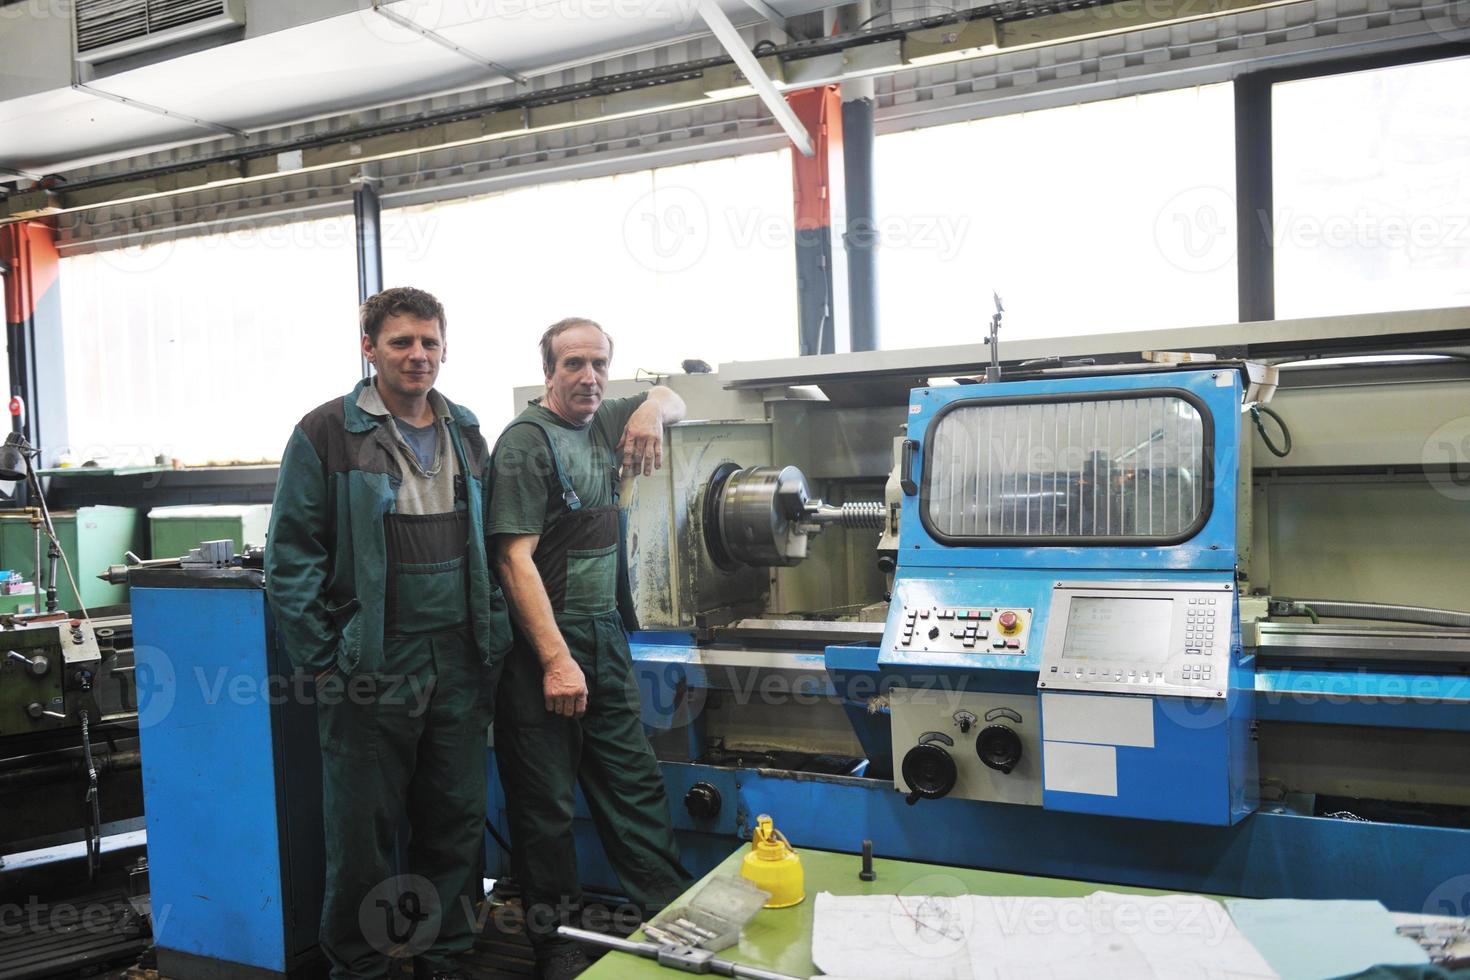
922;389;1213;545
900;371;1241;570
131;585;290;971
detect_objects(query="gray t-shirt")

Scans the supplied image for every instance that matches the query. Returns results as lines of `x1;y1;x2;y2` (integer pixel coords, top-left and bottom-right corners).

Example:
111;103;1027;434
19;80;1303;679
396;417;438;472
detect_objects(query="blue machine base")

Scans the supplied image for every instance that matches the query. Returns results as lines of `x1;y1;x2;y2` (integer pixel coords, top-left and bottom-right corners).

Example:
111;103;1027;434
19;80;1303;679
486;758;1468;917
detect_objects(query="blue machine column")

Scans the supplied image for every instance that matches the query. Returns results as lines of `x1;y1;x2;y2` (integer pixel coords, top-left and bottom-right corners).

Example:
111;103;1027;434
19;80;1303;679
1;220;69;465
131;566;325;978
787;86;841;357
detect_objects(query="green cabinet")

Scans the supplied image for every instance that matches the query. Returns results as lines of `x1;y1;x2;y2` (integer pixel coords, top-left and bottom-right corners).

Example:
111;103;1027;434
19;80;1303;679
148;504;272;560
0;505;142;613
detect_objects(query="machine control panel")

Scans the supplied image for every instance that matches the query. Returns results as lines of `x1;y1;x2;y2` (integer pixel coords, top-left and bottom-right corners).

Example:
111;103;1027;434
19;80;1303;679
1036;581;1234;699
895;604;1032;656
0;619;103;736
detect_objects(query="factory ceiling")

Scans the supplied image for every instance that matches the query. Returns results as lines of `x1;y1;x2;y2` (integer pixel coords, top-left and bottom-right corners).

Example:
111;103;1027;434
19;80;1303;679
0;0;833;175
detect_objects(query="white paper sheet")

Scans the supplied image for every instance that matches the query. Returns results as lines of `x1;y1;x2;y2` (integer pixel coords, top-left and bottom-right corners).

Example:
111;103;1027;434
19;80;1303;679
811;891;1279;980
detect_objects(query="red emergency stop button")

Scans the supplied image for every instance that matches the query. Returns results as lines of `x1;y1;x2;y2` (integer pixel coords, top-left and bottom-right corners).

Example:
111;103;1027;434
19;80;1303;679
997;610;1022;635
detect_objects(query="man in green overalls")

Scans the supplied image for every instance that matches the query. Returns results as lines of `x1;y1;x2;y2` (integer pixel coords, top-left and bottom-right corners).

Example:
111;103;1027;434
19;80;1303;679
489;317;691;980
265;287;512;980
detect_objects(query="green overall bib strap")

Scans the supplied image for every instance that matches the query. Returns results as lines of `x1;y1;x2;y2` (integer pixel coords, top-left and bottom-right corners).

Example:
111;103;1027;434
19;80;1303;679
494;418;583;512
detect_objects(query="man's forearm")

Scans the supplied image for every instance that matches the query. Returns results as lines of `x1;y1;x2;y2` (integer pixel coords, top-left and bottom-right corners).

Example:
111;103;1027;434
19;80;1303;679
497;552;570;668
645;385;686;424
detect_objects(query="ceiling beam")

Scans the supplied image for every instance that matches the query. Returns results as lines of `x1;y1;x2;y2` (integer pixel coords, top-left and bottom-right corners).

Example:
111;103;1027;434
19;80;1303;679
698;0;815;156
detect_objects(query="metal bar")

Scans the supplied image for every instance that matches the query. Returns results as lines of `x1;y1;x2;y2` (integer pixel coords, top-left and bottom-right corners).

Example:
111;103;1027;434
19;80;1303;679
353;181;384;380
698;0;815;157
371;1;528;85
71;82;246;138
1234;74;1274;322
557;925;806;980
1253;623;1470;667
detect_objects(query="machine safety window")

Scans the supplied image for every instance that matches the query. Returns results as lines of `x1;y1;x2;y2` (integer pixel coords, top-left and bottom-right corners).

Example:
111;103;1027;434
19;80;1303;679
924;394;1210;541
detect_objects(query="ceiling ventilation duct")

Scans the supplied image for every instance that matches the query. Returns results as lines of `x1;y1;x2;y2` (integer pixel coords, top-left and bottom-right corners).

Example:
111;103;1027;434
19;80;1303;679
74;0;246;64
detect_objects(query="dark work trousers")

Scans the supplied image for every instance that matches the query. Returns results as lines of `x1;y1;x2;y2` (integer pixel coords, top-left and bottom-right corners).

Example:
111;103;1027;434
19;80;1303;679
494;611;690;962
317;629;498;979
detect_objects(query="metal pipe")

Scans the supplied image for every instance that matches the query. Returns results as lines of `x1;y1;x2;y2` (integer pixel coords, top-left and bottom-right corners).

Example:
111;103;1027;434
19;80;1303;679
0;749;141;791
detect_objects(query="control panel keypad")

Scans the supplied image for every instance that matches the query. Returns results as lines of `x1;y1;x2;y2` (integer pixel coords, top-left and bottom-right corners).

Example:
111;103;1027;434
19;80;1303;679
1037;585;1234;700
897;605;1029;655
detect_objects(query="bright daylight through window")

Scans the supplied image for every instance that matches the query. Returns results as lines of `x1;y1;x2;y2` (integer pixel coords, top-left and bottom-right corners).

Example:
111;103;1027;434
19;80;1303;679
381;150;798;433
1273;55;1470;319
876;84;1237;348
60;215;360;466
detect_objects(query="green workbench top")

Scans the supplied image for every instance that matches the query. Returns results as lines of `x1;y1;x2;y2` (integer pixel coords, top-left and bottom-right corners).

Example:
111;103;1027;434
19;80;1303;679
581;846;1218;978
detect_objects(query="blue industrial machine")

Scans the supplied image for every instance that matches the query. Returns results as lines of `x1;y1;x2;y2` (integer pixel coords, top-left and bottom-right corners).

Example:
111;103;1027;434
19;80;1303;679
881;367;1256;827
129;550;324;979
491;342;1470;919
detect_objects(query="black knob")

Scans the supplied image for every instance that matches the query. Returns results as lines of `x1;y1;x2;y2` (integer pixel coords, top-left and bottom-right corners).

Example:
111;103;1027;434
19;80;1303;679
26;701;44;720
927;625;940;640
976;725;1023;774
876;555;896;574
684;782;722;820
901;744;957;805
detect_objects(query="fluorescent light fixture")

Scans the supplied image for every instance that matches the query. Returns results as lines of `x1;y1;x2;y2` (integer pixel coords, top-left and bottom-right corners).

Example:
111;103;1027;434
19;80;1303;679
1276;354;1455;369
705;83;758;99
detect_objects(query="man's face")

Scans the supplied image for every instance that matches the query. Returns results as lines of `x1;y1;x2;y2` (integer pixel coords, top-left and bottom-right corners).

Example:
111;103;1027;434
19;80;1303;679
363;314;444;402
544;325;610;425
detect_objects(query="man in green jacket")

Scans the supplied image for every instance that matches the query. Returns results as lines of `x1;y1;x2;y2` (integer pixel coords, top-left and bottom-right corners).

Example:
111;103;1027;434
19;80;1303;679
489;317;691;980
265;287;512;980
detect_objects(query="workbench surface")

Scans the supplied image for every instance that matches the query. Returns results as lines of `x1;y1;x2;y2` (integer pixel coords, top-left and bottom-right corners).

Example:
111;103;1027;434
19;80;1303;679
580;845;1198;978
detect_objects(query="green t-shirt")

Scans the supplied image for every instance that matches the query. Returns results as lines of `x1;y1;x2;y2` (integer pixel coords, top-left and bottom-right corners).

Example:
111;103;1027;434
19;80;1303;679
488;392;649;538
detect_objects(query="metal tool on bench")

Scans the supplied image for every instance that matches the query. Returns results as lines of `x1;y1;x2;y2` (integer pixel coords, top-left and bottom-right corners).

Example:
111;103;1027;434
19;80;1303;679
555;926;804;980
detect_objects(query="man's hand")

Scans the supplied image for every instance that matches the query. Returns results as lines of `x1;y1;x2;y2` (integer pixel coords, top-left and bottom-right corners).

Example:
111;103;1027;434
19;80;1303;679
617;386;686;477
617;402;665;477
543;653;589;718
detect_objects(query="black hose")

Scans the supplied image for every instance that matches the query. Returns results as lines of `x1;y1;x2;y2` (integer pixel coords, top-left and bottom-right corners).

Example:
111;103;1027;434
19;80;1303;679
81;709;102;882
1251;404;1291;458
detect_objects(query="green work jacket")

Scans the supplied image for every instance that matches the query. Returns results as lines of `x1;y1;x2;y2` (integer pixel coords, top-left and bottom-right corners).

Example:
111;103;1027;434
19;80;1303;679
264;378;513;675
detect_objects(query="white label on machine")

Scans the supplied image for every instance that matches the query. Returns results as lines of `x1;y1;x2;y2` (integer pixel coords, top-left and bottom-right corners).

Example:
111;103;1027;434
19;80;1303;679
1043;742;1118;797
1042;692;1155;748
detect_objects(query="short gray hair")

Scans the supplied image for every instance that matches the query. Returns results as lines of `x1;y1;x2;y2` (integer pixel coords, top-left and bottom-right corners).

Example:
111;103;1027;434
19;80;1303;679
540;317;614;375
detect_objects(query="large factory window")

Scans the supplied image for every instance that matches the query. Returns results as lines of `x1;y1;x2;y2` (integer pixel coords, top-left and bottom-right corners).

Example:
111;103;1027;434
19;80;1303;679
59;215;360;466
381;150;798;431
1273;55;1470;319
874;84;1237;348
